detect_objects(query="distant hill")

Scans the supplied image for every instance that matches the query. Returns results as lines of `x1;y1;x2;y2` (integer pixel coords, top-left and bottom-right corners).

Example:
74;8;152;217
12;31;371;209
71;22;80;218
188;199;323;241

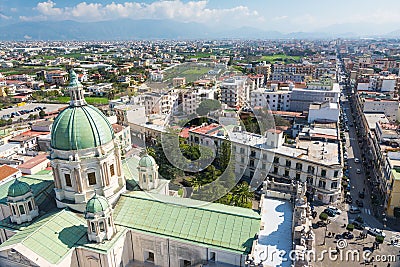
1;19;396;40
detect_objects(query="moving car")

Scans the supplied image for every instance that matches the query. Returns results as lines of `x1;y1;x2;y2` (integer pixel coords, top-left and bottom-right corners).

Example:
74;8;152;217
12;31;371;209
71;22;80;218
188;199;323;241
356;169;361;174
349;206;361;214
358;191;365;199
354;158;360;163
356;199;363;207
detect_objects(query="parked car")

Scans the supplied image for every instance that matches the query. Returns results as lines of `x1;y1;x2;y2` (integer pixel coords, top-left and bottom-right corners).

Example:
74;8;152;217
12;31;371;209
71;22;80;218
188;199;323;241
359;191;365;199
356;169;361;174
342;232;354;239
349;206;361;214
346;195;353;204
368;228;386;237
356;199;364;207
354;158;360;163
324;208;336;217
328;206;342;215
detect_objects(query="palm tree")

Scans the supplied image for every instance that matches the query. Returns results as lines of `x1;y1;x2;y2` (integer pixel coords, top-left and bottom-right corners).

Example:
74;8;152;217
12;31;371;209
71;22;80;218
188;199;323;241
232;182;254;207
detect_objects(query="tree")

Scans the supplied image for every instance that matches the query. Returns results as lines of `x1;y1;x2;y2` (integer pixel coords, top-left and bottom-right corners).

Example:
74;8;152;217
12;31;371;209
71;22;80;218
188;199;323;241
196;99;221;116
319;213;328;221
231;182;254;208
346;223;354;232
39;110;46;118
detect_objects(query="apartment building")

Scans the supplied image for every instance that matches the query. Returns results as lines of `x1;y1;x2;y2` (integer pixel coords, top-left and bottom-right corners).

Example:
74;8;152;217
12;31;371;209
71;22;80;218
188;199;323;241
289;80;340;112
139;92;178;115
45;70;68;85
220;76;249;108
357;91;400;122
188;124;343;204
250;85;291;111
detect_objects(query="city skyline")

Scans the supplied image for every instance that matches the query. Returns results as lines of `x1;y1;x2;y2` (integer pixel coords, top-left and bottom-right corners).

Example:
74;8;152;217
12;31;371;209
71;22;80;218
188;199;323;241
1;0;400;35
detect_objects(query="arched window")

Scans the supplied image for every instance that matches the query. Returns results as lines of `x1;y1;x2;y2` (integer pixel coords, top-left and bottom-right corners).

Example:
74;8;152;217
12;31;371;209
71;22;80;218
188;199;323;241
19;205;25;215
28;201;33;211
143;174;146;183
149;174;152;182
91;222;96;233
108;217;111;227
99;221;105;232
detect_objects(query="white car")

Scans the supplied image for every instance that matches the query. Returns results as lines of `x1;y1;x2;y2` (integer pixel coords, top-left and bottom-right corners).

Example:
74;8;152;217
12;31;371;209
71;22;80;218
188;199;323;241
354;158;360;163
328;206;342;215
367;228;386;237
356;169;361;174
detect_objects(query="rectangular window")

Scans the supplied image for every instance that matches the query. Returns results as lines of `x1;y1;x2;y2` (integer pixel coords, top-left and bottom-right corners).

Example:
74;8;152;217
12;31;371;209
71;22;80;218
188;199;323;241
284;169;289;177
296;163;302;171
19;205;25;215
331;182;338;189
88;172;96;185
274;157;279;163
180;260;191;267
99;221;105;232
273;166;278;174
146;252;155;263
110;164;115;176
334;170;339;178
65;173;72;187
210;252;216;261
321;169;327;177
286;160;291;167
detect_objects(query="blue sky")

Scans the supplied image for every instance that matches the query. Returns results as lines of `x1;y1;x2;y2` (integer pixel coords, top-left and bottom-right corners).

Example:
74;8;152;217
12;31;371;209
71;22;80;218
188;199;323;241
1;0;400;33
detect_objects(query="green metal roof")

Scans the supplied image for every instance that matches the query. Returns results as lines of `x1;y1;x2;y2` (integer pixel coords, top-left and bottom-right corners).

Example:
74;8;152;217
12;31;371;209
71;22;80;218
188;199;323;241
0;209;87;265
86;194;110;213
114;191;261;254
0;175;54;206
51;105;115;150
7;179;31;197
138;154;156;167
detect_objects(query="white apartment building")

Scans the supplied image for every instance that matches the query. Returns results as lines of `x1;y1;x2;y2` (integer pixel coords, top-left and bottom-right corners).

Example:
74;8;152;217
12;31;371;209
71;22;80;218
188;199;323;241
139;92;178;115
179;87;216;115
271;72;305;83
220;76;250;108
114;104;146;126
250;86;291;111
357;92;400;122
308;102;340;123
188;124;343;204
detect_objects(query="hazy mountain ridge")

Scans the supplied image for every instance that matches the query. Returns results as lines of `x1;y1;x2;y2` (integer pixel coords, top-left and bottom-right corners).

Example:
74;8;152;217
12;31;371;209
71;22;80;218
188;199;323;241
0;19;399;40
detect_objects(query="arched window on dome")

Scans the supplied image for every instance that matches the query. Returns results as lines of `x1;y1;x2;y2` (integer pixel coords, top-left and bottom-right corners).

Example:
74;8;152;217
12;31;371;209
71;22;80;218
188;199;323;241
149;174;152;182
91;222;96;233
143;174;146;183
108;217;111;227
28;201;33;211
11;205;16;215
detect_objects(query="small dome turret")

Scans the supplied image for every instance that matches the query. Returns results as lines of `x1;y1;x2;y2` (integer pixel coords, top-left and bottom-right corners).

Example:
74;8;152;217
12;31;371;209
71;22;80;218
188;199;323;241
8;179;31;197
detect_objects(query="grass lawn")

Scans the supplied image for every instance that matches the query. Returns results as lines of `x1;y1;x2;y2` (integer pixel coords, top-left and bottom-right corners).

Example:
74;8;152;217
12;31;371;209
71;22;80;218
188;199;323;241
259;54;301;63
52;96;109;105
163;63;211;83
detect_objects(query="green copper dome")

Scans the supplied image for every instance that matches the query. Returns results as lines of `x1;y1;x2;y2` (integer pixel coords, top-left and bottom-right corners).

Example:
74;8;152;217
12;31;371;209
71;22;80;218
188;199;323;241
8;179;31;197
139;154;156;167
51;105;115;151
86;194;110;213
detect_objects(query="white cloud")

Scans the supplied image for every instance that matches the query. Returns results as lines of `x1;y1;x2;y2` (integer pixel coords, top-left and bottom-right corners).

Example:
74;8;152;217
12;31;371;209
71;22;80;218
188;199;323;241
20;0;265;27
272;15;288;21
0;14;11;20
